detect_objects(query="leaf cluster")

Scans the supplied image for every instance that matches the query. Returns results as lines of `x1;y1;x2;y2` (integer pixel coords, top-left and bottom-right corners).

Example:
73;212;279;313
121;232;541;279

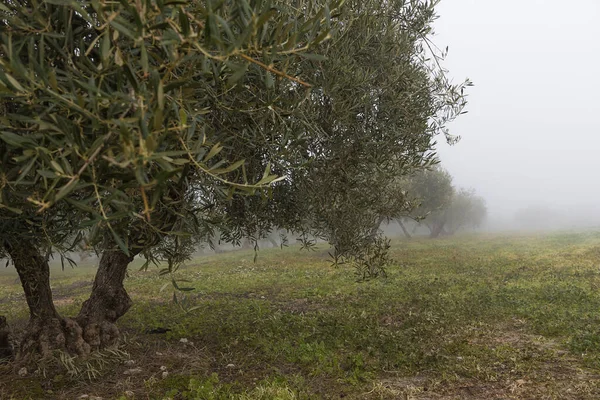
0;0;341;260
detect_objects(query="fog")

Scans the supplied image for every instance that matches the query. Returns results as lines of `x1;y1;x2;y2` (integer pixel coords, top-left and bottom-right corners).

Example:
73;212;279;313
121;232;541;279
433;0;600;230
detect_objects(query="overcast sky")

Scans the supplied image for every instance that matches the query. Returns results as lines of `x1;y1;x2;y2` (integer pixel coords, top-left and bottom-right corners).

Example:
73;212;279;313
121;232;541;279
432;0;600;219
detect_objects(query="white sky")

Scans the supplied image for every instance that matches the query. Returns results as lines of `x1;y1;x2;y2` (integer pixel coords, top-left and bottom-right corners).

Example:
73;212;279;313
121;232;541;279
433;0;600;218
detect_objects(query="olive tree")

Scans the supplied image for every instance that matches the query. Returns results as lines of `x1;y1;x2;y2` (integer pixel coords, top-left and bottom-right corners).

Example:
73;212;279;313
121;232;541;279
0;0;339;358
278;0;469;276
405;167;455;238
0;0;469;358
443;188;487;234
174;0;471;279
404;170;487;238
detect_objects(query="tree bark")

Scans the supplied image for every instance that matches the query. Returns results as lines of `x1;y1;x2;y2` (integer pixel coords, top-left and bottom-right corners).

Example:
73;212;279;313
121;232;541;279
0;316;13;361
6;242;58;321
398;220;412;238
370;215;386;239
5;242;136;359
4;241;90;358
75;249;134;351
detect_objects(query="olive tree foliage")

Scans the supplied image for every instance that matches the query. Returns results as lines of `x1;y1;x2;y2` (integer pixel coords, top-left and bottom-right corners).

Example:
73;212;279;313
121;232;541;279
0;0;341;359
176;0;472;280
275;0;470;277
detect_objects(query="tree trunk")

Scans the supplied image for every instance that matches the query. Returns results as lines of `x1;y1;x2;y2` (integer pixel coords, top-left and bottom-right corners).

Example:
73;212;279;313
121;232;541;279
0;316;14;361
4;241;90;358
429;221;447;238
370;215;386;239
398;220;412;239
75;249;134;351
4;239;137;359
6;243;57;321
267;236;279;248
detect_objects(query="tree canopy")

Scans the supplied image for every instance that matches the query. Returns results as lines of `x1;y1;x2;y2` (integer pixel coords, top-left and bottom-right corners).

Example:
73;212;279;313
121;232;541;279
0;0;470;359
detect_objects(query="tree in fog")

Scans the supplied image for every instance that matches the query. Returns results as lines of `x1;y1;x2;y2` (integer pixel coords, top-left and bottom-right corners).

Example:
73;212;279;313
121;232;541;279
0;0;339;359
406;168;455;238
283;0;469;277
0;0;469;358
444;188;487;234
405;168;487;238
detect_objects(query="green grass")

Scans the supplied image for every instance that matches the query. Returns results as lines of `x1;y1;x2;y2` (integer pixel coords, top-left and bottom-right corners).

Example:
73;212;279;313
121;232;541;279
3;231;600;399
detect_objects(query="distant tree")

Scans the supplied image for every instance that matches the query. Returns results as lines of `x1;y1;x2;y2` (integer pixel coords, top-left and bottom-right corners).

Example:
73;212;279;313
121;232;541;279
444;188;487;234
407;168;455;238
404;169;487;238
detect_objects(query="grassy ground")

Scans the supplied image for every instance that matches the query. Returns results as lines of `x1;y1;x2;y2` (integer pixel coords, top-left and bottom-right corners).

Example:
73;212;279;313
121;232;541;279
3;231;600;399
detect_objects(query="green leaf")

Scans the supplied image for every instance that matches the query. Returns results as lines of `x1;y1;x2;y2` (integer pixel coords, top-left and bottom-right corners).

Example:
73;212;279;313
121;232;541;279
50;160;65;175
178;8;190;36
3;73;25;92
110;227;130;256
0;132;31;147
37;169;58;179
54;178;79;202
157;80;164;110
0;204;23;214
227;63;248;86
101;32;111;63
256;9;278;29
179;108;187;126
110;20;136;40
65;198;99;215
16;155;38;184
257;174;286;185
123;64;139;91
210;159;245;175
213;15;235;42
298;53;327;62
312;29;331;46
265;71;274;88
146;136;158;152
48;69;59;91
140;45;149;74
114;47;124;66
203;143;223;162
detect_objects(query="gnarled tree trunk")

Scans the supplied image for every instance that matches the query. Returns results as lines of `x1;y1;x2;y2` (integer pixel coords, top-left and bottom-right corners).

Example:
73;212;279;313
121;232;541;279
4;241;90;358
4;241;136;360
75;249;134;351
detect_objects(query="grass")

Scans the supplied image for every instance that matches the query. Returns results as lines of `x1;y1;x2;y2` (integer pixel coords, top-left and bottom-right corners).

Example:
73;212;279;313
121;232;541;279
3;231;600;398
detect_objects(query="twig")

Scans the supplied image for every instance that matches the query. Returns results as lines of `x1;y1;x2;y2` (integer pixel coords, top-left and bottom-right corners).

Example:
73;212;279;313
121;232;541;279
239;54;312;88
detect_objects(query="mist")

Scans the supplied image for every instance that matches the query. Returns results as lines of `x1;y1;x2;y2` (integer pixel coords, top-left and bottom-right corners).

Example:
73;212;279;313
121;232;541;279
431;0;600;231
